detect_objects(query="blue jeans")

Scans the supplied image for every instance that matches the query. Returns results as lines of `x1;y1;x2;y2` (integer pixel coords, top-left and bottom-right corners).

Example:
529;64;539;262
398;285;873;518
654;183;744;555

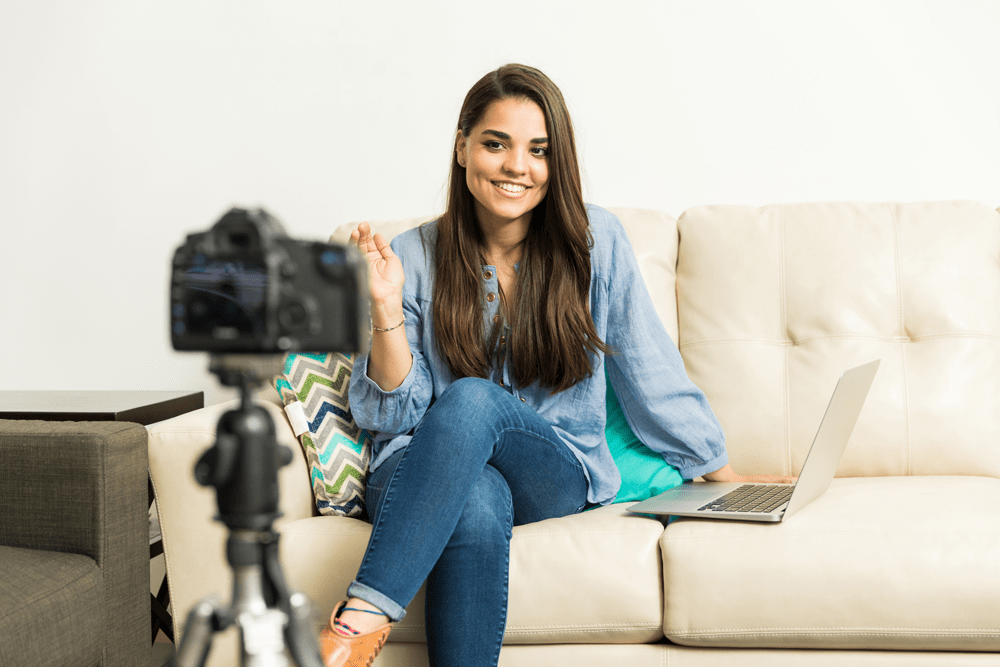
347;377;590;667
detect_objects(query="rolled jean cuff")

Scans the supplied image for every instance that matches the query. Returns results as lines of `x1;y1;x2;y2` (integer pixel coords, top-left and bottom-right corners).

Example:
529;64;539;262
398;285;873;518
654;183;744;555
347;580;407;622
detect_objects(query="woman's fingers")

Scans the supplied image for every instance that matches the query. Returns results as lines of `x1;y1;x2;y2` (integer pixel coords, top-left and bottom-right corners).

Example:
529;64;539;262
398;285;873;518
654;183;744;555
372;231;395;260
349;224;404;296
354;224;398;267
353;222;374;253
751;474;797;485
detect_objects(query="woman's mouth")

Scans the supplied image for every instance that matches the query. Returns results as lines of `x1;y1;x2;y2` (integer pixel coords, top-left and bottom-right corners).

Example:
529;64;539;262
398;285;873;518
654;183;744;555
494;181;529;194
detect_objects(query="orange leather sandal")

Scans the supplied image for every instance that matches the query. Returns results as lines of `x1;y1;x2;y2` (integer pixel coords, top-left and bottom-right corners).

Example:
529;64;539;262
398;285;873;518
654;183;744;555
319;601;392;667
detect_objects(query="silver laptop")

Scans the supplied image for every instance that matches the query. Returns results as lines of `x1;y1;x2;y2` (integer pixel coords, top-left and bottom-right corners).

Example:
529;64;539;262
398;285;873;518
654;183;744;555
627;359;880;523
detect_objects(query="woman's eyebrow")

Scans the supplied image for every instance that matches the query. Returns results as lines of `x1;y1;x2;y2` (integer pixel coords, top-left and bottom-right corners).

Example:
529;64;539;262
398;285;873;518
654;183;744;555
483;129;549;144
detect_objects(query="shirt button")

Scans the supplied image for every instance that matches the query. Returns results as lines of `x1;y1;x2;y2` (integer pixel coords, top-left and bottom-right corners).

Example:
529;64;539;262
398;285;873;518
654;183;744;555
487;293;496;302
493;314;500;323
520;397;526;402
484;270;494;279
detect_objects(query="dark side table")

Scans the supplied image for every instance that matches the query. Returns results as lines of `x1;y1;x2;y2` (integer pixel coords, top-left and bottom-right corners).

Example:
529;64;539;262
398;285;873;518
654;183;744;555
0;389;205;645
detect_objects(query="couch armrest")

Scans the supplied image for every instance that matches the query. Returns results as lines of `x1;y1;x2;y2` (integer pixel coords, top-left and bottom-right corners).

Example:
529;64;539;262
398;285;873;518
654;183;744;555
147;399;315;644
0;419;149;667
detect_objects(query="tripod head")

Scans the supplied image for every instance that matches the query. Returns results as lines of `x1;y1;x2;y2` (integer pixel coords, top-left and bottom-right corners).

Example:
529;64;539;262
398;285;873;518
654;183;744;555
175;354;323;667
196;355;292;532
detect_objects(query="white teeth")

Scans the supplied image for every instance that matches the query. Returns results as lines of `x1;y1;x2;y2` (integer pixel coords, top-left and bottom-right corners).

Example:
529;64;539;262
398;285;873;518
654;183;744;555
496;182;527;193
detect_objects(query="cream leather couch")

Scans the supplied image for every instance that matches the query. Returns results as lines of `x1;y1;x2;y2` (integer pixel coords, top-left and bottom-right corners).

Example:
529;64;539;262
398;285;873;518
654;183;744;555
149;201;1000;666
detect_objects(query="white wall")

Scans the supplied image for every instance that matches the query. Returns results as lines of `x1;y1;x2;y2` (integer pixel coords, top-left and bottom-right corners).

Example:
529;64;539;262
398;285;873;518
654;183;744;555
2;0;998;406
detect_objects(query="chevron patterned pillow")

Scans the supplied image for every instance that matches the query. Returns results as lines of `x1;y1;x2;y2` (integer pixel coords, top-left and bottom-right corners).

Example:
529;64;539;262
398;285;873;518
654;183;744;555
274;352;372;518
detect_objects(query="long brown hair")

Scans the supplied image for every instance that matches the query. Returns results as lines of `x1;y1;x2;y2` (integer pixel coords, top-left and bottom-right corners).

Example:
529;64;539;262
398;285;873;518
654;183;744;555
432;63;610;393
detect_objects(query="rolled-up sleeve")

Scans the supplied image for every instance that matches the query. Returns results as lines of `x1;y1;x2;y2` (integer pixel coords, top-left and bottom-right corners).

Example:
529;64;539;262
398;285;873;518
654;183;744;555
600;215;728;480
348;238;435;438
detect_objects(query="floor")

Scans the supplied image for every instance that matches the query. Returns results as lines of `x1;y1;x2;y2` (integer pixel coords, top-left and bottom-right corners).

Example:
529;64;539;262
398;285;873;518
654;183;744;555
152;639;175;667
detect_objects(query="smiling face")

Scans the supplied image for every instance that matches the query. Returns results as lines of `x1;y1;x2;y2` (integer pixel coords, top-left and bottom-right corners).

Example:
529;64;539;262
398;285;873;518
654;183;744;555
455;97;550;235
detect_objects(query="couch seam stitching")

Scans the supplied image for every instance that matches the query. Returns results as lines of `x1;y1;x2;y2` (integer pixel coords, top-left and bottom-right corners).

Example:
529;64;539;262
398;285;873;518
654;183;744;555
514;531;659;537
661;530;996;538
888;203;911;477
779;204;791;477
505;623;662;630
677;332;1000;350
668;628;1000;634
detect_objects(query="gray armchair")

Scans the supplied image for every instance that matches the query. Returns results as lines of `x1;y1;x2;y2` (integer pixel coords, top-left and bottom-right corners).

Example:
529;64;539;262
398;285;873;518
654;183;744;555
0;420;149;667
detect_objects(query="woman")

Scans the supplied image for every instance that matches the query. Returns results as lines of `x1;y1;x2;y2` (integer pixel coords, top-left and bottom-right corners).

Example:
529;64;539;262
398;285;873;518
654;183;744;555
320;63;788;667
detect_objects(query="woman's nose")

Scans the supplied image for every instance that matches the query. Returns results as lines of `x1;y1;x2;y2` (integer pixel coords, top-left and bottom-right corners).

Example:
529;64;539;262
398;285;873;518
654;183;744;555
503;149;527;175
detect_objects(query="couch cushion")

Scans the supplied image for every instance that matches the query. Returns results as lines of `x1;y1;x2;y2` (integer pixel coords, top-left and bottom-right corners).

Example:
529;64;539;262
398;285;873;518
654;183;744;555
660;476;1000;651
148;398;317;666
675;201;1000;479
281;503;666;644
0;545;105;667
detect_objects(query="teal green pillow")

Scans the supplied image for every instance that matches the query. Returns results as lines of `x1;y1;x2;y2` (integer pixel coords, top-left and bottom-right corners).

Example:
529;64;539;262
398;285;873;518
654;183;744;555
605;365;684;503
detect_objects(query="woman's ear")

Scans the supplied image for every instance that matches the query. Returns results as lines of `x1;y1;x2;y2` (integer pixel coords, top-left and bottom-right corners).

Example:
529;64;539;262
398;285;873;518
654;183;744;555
455;130;467;168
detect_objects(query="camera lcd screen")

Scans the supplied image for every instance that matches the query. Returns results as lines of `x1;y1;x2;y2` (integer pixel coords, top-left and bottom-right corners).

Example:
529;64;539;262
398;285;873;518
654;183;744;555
177;257;269;342
171;207;368;353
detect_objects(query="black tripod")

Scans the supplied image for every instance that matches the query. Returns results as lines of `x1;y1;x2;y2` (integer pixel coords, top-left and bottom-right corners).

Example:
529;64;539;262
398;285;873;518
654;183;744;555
175;354;324;667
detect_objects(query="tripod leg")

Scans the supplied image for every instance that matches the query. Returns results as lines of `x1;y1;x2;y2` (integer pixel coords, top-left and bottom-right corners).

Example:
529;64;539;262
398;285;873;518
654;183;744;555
285;592;324;667
175;597;225;667
261;535;323;667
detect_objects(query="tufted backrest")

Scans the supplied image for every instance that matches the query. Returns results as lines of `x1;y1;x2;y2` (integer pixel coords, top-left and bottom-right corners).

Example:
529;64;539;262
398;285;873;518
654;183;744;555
675;201;1000;479
335;202;1000;479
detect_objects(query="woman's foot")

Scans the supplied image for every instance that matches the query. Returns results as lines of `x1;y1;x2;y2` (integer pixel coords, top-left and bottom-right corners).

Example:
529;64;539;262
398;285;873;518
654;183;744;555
320;600;392;667
334;597;390;635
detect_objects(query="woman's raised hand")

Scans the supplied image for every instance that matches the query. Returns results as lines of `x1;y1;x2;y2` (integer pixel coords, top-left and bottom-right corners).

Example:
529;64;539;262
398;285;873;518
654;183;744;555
351;222;405;326
351;222;412;390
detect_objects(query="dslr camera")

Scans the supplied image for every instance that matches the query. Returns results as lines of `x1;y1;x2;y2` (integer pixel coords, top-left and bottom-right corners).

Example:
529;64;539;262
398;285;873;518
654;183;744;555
168;207;348;667
171;207;368;354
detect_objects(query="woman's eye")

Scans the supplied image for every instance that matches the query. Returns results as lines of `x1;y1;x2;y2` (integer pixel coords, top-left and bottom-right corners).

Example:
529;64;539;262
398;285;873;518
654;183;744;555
485;140;504;150
531;146;549;157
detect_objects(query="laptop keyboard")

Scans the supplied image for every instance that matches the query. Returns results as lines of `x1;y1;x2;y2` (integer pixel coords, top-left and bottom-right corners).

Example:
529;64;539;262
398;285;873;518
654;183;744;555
698;484;793;513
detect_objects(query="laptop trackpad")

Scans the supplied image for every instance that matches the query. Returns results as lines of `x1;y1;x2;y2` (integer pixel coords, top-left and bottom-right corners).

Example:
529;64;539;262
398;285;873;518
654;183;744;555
647;483;739;510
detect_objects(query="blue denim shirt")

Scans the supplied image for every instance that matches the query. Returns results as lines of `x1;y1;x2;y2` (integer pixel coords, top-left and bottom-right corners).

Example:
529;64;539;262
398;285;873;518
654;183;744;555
349;204;728;506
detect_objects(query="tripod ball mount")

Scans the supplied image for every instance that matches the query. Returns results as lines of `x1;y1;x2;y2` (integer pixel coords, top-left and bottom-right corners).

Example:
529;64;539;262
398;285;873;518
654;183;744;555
175;354;324;667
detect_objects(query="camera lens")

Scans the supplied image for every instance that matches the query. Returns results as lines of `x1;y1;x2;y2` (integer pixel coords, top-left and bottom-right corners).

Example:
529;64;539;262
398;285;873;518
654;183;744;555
278;299;309;331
